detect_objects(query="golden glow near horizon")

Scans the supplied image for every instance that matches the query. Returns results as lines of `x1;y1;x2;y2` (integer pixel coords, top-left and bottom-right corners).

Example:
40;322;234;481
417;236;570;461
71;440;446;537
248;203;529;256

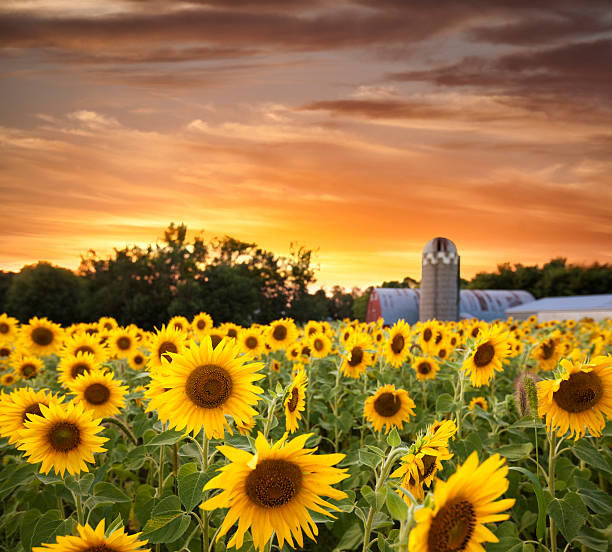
1;2;611;289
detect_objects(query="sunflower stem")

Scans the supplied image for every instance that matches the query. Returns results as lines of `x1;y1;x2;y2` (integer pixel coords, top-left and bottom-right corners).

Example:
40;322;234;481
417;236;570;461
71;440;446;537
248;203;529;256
548;430;557;552
201;432;210;552
101;416;137;445
263;396;278;440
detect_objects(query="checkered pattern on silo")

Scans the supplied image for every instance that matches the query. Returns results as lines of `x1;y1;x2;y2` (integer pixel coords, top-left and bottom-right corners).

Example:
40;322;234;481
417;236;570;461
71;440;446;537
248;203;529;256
419;237;459;322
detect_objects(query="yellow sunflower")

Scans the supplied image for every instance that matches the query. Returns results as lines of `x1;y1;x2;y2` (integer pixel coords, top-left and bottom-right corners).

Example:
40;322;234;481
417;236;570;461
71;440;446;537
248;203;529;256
286;343;301;363
412;356;440;381
238;327;265;358
309;333;332;359
202;432;349;551
33;519;148;552
285;369;307;433
68;369;128;418
469;396;488;411
341;332;374;378
235;417;256;436
108;327;138;359
408;452;515;552
339;325;354;348
0;313;19;343
58;352;100;386
146;337;264;439
61;332;108;364
98;316;118;332
391;419;456;502
20;317;63;356
271;359;281;372
192;312;213;338
537;355;612;439
385;320;412;368
364;384;415;434
0;343;13;364
13;354;43;380
462;326;511;387
148;324;187;371
169;315;190;334
207;329;226;350
0;387;62;445
418;320;439;354
466;320;488;341
128;350;148;370
1;372;18;386
267;318;298;351
533;335;562;371
18;401;107;476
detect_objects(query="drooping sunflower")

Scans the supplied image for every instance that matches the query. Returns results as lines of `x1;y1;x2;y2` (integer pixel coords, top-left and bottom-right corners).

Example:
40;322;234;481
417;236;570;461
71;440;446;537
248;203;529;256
341;332;374;378
18;401;107;476
128;350;148;370
364;384;415;434
412;356;440;382
148;325;187;371
147;337;264;439
192;312;214;338
385;320;412;368
61;332;108;364
533;335;562;371
309;333;332;359
408;451;515;552
68;369;128;418
462;326;511;387
537;355;612;439
391;419;456;502
267;318;298;351
285;369;307;433
202;432;349;551
20;317;63;356
235;417;256;436
469;396;488;411
32;519;149;552
13;354;43;380
108;327;138;359
238;328;265;358
0;313;19;343
58;352;100;386
0;387;62;445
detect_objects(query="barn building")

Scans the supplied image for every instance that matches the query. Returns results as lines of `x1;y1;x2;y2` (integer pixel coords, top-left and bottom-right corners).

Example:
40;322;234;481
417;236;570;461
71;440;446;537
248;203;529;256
505;294;612;322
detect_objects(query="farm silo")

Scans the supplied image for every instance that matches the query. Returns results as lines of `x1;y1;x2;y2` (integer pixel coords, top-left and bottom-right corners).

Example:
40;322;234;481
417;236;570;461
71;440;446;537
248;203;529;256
419;237;459;322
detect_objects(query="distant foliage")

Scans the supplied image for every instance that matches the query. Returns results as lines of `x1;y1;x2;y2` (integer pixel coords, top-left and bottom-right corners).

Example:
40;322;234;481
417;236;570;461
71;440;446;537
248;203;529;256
467;258;612;298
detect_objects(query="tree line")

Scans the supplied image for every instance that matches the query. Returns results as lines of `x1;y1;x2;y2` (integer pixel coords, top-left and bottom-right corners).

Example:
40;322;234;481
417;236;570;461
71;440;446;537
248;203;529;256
1;224;610;327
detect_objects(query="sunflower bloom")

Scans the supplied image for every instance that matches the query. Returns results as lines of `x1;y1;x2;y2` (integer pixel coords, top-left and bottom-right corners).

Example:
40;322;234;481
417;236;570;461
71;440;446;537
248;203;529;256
364;384;415;434
284;369;307;433
408;452;515;552
463;326;510;387
202;432;349;551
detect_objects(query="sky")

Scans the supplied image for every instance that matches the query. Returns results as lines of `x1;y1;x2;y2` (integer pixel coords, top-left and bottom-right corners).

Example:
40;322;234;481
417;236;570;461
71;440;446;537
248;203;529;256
1;0;611;290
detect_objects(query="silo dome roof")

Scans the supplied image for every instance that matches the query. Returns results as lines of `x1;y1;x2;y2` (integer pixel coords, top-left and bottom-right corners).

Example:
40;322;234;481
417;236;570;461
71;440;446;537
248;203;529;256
423;237;457;254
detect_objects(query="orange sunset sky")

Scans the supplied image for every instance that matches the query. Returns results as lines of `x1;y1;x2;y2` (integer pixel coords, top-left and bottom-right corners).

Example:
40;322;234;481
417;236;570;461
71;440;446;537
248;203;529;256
1;1;611;289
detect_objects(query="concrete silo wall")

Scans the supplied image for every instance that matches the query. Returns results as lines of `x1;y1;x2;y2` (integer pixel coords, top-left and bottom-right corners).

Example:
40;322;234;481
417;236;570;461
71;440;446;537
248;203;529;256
419;240;459;322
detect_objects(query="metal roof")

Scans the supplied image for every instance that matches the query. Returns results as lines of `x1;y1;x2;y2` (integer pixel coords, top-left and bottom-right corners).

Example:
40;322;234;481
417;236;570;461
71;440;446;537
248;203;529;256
506;294;612;313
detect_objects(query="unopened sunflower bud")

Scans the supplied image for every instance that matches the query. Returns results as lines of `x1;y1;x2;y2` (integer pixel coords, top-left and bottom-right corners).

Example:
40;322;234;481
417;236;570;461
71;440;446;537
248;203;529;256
514;372;539;418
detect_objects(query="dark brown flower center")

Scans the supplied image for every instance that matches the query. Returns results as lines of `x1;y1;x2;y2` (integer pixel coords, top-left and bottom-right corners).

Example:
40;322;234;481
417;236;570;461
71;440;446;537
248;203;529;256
197;319;206;330
553;371;603;413
435;332;443;345
427;499;475;552
473;343;495;367
0;347;10;357
245;459;302;508
471;327;480;338
287;387;300;412
301;345;311;357
373;392;401;417
0;322;9;334
85;328;98;335
83;546;116;552
71;363;91;379
423;328;433;342
158;341;178;361
391;334;405;354
84;383;111;405
174;323;183;331
116;336;131;350
48;422;81;452
272;325;288;341
418;361;432;375
133;354;144;365
348;346;363;367
32;327;54;346
245;336;258;349
308;327;317;336
103;322;113;330
75;345;95;356
21;363;37;377
313;338;324;351
210;334;223;348
22;402;44;422
438;348;447;359
226;328;238;338
186;364;233;408
540;340;555;360
421;454;437;480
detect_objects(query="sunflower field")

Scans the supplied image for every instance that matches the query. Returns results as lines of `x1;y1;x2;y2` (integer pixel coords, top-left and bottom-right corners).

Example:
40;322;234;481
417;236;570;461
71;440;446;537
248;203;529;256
0;312;611;552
